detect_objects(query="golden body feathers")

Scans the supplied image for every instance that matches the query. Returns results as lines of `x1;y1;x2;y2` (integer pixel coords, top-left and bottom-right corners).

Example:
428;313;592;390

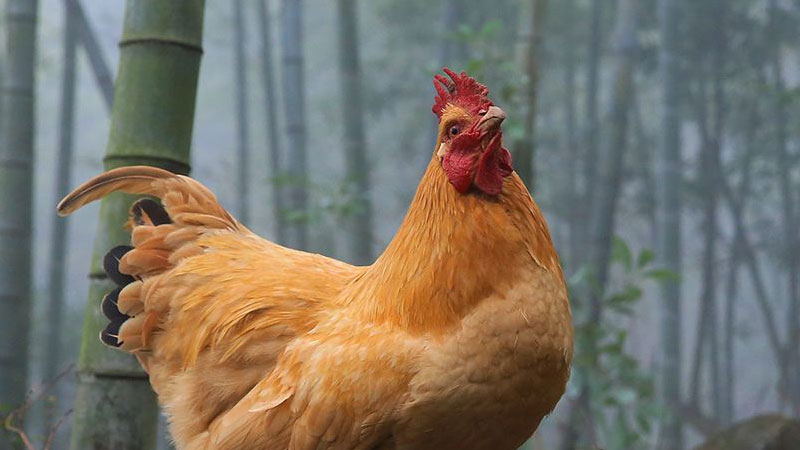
58;157;572;450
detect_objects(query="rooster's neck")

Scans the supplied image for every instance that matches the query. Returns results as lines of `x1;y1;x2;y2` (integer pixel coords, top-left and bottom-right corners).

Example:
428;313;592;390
344;156;562;333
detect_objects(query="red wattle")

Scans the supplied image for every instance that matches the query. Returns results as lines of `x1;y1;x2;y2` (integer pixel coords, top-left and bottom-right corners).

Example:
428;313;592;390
442;130;513;196
473;134;513;196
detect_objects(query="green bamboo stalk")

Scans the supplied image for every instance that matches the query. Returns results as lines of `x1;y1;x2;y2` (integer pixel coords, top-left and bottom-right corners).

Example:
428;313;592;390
68;2;205;449
0;2;37;448
513;0;548;193
68;0;114;112
336;0;373;265
256;0;286;245
233;0;250;224
280;0;308;250
42;0;77;434
657;0;684;446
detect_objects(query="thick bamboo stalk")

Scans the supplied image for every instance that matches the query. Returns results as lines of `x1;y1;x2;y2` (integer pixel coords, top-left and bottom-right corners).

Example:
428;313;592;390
69;2;205;449
0;2;37;448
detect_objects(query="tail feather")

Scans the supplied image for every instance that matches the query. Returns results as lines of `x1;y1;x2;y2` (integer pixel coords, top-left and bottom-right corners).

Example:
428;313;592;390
120;248;171;277
100;245;136;348
101;317;124;348
118;281;144;316
132;198;171;226
56;166;236;231
118;315;145;351
104;245;135;286
59;166;245;355
101;286;127;322
57;166;175;216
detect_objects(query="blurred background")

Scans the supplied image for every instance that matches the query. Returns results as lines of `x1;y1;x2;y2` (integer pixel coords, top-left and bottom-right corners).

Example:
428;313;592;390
0;0;798;449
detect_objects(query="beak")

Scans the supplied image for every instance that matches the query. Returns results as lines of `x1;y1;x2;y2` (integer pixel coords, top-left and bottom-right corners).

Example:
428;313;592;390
477;106;506;133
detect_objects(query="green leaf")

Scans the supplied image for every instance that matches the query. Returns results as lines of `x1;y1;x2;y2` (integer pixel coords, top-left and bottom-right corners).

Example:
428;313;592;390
614;387;637;405
456;23;474;40
606;284;643;312
567;265;593;289
637;249;655;268
479;19;503;38
644;268;680;282
612;236;633;270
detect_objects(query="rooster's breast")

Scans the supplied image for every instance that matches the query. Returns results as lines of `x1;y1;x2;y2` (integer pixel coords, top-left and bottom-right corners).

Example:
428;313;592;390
393;268;572;450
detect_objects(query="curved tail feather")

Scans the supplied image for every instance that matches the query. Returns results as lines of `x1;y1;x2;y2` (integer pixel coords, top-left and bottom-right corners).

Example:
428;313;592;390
57;166;175;216
58;166;244;353
57;166;237;231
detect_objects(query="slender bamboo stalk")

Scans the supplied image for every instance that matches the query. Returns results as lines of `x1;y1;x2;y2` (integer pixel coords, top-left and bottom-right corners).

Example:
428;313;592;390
579;0;603;259
336;0;373;264
657;0;684;446
233;0;250;224
43;0;77;433
589;0;637;299
721;124;754;426
0;3;37;448
439;0;466;65
256;0;286;244
719;146;787;392
423;0;467;168
707;0;727;418
280;0;308;250
66;0;113;112
688;67;723;420
768;0;800;414
69;2;205;449
564;0;580;270
559;1;639;447
514;0;548;192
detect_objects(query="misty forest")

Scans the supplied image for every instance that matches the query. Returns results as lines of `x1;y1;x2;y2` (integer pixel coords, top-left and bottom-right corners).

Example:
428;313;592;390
0;0;798;449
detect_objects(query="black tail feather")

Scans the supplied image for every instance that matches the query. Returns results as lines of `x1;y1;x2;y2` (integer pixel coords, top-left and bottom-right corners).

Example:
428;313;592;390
99;200;172;349
101;245;135;347
132;198;171;226
101;286;129;322
101;320;124;347
104;245;135;285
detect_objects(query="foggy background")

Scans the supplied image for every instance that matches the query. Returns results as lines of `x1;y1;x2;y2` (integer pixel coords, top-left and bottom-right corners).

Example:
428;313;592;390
2;0;797;449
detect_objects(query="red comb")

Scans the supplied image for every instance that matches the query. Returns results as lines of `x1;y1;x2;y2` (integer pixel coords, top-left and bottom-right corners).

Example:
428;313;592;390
432;68;493;118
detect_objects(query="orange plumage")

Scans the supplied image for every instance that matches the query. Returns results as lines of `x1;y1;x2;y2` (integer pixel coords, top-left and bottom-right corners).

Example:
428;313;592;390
58;70;572;450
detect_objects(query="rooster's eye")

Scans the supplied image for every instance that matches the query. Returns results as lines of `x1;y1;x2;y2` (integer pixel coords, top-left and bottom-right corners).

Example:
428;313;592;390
449;125;461;137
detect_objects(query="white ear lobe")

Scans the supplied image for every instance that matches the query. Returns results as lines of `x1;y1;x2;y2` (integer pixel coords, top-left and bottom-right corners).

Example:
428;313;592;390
437;142;449;159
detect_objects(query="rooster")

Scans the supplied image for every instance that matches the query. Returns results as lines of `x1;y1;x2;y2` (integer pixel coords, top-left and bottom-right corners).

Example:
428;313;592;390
58;69;572;450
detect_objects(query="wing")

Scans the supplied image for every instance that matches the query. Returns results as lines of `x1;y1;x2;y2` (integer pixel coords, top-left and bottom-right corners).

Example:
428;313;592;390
194;314;423;450
58;166;359;447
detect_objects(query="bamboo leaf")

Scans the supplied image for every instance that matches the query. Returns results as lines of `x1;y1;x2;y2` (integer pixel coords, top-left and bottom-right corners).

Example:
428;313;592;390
637;248;655;268
612;236;633;271
644;268;680;282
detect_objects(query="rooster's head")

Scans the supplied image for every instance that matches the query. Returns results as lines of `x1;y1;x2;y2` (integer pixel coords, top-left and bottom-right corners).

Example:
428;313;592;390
432;68;512;196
